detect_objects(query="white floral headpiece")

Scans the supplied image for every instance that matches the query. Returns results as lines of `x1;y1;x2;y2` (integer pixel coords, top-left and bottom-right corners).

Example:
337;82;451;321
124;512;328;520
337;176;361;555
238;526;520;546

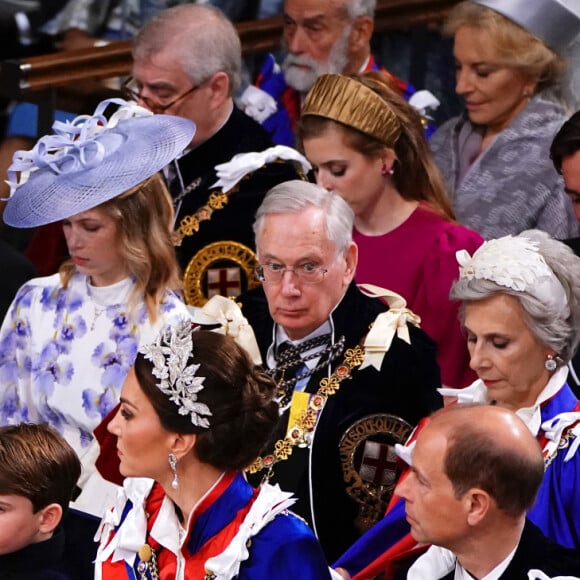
139;320;212;428
456;236;569;316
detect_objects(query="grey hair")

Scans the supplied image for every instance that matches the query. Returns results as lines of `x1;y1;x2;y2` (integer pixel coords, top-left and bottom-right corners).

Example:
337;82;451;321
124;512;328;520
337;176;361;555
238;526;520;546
451;230;580;364
346;0;376;19
132;4;242;95
253;180;354;255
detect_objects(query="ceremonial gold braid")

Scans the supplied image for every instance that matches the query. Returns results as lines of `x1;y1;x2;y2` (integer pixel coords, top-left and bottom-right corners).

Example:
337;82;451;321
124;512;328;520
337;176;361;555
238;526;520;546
302;73;402;147
175;158;308;242
176;190;229;240
245;343;365;478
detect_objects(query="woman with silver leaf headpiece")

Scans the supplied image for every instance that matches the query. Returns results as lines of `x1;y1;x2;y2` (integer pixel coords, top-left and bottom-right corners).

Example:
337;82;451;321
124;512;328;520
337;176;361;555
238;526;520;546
95;324;332;580
430;0;580;241
332;229;580;579
0;98;194;577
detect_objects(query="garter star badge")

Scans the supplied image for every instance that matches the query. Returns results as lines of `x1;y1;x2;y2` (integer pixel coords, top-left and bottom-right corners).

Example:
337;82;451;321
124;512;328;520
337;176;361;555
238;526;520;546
183;240;260;306
339;413;412;533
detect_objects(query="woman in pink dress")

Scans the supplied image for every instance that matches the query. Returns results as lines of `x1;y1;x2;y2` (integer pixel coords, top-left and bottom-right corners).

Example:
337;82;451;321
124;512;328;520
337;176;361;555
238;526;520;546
298;71;483;388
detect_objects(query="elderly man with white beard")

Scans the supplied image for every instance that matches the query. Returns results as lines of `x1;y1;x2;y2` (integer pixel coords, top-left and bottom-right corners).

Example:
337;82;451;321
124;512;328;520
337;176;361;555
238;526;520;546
239;0;417;146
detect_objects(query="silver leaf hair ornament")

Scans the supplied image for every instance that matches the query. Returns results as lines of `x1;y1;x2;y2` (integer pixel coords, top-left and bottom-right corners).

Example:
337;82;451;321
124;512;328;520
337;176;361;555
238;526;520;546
139;319;213;428
456;235;570;317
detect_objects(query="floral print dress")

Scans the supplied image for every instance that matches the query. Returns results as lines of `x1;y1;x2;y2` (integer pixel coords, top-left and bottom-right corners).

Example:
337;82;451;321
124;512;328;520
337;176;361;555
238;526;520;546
0;271;189;514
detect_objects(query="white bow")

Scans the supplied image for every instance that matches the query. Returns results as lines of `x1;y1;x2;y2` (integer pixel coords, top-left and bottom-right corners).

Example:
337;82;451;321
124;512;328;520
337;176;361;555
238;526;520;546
358;284;421;371
438;380;489;405
211;145;311;192
528;571;580;580
394;440;416;467
408;89;440;118
239;85;278;124
541;412;580;463
203;483;296;579
188;295;262;364
95;478;154;564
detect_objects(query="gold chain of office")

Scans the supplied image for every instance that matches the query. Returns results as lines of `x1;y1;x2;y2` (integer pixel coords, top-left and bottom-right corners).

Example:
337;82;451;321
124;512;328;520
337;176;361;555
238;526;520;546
246;343;365;479
174;159;307;243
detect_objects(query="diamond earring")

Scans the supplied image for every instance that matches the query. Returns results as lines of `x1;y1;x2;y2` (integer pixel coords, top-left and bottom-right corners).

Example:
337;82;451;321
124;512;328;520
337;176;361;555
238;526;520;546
168;453;179;489
545;354;558;372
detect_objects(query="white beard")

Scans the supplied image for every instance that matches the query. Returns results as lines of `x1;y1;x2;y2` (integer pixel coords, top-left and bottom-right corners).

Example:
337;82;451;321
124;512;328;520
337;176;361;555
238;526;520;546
282;23;352;93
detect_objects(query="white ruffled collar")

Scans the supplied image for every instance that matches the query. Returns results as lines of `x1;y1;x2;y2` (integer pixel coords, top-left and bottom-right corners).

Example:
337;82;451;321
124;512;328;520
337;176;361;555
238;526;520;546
438;367;570;436
95;476;298;579
203;482;296;579
95;477;155;564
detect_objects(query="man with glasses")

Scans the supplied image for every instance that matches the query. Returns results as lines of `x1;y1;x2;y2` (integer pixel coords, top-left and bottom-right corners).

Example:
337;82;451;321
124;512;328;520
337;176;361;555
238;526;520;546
129;4;307;304
240;180;442;562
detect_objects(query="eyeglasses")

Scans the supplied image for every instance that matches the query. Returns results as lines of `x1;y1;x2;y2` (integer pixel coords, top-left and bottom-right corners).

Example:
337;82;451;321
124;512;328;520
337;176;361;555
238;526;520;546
122;77;200;113
256;262;328;285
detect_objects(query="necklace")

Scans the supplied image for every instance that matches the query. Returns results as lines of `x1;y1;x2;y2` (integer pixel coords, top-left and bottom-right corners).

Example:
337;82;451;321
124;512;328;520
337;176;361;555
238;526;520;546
176;188;230;242
173;176;202;207
246;343;365;479
90;304;106;332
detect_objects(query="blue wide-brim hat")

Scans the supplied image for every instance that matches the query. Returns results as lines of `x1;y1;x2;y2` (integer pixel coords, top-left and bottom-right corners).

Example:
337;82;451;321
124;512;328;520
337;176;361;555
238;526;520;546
3;98;196;228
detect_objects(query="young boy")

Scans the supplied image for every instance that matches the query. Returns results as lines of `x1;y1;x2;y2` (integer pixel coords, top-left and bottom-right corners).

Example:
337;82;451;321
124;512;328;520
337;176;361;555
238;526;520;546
0;423;81;579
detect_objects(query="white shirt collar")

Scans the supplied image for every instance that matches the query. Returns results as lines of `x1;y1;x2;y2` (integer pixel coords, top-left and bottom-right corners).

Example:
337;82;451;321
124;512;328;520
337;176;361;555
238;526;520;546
409;541;517;580
267;320;332;368
455;542;517;580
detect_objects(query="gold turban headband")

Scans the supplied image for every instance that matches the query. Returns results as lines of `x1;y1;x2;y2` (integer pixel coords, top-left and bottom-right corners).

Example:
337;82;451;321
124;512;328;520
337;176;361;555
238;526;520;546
301;73;401;147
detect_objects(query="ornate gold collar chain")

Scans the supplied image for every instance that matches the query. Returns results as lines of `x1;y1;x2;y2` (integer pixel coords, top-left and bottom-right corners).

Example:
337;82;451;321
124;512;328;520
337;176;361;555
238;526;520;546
175;187;231;244
246;344;365;479
175;159;306;244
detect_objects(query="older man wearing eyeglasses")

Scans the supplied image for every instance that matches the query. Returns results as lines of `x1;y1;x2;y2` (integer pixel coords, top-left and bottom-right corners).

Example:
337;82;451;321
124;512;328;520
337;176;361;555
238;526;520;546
240;180;442;563
128;4;308;303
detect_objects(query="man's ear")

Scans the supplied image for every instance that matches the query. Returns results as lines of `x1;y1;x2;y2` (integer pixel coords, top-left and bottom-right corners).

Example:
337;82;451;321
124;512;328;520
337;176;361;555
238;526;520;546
208;71;231;107
37;503;63;535
349;16;374;53
465;488;491;527
343;242;358;286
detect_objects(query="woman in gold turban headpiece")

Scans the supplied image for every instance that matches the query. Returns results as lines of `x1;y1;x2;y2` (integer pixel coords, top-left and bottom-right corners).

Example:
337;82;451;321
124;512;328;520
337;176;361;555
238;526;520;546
298;71;483;389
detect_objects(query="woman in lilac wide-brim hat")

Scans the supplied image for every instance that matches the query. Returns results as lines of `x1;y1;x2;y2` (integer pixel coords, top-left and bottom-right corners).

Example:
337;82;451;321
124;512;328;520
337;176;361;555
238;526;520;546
0;98;195;578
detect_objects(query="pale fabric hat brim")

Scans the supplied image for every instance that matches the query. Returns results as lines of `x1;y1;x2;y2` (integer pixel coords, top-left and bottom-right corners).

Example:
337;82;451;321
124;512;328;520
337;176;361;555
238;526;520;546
475;0;580;52
3;110;195;228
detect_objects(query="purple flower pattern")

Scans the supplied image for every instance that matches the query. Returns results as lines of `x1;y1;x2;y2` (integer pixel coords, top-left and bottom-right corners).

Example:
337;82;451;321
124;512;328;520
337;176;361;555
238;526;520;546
0;272;189;453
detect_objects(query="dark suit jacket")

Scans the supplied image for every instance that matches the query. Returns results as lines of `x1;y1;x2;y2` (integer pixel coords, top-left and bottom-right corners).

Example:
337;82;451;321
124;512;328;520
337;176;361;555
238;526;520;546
242;282;442;562
172;105;306;274
0;527;72;580
0;239;37;321
440;519;580;579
